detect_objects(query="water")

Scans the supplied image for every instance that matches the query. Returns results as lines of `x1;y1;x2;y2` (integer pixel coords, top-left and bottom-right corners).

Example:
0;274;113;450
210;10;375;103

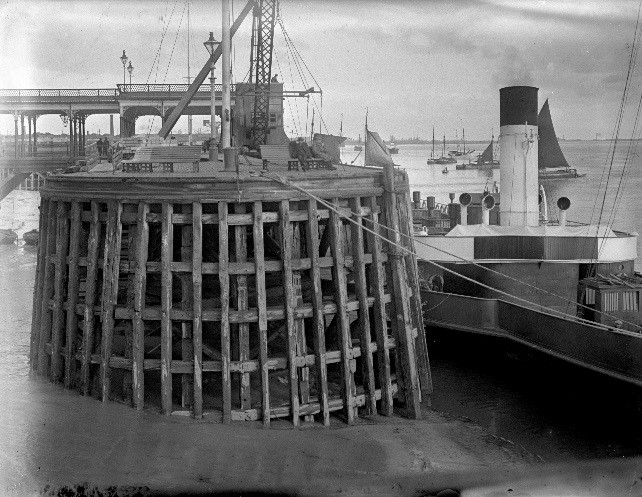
343;140;642;270
0;144;640;466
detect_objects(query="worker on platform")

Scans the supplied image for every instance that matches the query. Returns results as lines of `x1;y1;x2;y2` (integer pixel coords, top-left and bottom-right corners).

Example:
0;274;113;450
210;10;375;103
270;74;279;83
311;134;335;169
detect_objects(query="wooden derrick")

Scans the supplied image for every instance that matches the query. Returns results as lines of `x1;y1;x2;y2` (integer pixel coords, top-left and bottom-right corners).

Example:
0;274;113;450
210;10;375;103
33;165;430;425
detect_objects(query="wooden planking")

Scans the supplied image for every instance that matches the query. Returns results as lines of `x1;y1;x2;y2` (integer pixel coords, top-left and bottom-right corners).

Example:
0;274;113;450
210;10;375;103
253;201;270;426
218;201;232;423
234;203;251;410
366;196;393;415
382;165;421;419
400;188;433;399
81;202;101;395
349;197;377;415
192;202;203;418
305;199;330;425
160;203;174;415
279;200;300;426
100;201;123;403
37;200;58;376
328;198;356;424
63;201;82;388
132;202;149;410
30;197;49;369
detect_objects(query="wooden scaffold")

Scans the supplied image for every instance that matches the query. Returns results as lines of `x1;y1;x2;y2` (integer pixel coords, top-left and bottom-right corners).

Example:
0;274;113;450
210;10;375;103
29;161;432;426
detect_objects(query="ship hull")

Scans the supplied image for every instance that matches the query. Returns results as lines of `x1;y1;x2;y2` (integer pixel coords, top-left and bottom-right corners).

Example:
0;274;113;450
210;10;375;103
421;288;642;387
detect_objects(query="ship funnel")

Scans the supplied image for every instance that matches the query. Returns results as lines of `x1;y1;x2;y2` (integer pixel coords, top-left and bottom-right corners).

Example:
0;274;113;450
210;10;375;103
499;86;539;227
412;191;421;208
557;196;570;227
459;192;472;226
482;194;495;225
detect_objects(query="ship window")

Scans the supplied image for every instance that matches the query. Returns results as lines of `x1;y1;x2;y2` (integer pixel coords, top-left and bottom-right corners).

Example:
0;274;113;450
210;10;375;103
584;288;595;305
622;291;639;312
603;292;619;312
269;113;277;123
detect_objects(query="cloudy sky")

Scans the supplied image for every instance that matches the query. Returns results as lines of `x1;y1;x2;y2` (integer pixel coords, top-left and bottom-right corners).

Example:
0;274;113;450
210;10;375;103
0;0;640;141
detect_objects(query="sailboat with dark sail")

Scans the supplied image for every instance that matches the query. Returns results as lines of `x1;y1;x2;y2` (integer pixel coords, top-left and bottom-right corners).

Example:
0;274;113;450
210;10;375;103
465;134;499;169
538;99;584;179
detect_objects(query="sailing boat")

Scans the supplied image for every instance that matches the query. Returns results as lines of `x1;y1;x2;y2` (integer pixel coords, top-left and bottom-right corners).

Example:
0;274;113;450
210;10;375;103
448;128;475;161
363;115;395;168
426;127;437;164
472;134;500;169
434;135;456;164
538;99;584;179
354;134;363;151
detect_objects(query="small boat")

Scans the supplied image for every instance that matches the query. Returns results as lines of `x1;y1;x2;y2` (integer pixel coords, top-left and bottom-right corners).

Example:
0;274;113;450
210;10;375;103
22;229;39;246
538;99;585;179
0;228;18;245
464;134;500;170
441;166;449;174
388;143;399;154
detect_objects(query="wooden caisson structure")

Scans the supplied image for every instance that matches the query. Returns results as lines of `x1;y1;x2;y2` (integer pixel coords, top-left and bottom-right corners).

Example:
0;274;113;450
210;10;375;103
29;163;432;426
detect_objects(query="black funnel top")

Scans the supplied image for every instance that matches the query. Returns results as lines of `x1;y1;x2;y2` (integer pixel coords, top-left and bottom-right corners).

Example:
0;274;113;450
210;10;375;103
500;86;539;127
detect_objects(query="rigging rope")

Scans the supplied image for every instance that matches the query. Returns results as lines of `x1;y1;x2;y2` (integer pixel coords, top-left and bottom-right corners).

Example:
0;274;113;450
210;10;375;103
259;170;642;332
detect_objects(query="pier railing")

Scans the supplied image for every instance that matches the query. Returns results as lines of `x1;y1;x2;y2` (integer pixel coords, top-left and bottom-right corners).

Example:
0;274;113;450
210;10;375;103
0;89;118;102
117;83;235;96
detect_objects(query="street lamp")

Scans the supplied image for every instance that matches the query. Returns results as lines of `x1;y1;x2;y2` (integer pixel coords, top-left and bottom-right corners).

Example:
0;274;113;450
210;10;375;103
127;61;134;89
204;32;220;161
120;50;128;87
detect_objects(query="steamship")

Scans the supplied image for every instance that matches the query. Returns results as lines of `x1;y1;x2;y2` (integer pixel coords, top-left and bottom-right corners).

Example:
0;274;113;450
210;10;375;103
413;86;642;387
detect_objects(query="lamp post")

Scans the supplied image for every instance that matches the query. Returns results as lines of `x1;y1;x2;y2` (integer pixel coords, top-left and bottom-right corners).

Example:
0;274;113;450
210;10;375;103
204;32;220;161
120;50;128;87
127;61;134;89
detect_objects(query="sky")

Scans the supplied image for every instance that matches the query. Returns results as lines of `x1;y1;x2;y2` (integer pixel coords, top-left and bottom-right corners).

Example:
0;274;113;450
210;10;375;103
0;0;640;141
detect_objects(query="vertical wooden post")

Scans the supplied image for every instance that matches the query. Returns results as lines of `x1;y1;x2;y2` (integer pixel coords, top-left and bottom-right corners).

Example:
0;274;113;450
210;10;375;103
123;204;138;403
218;201;232;423
349;197;377;414
100;201;123;403
381;165;422;419
30;198;49;368
38;200;58;376
63;201;82;388
81;202;101;395
400;186;433;400
234;203;251;410
192;202;203;418
366;196;393;415
305;199;330;426
160;202;174;415
328;198;356;425
291;203;310;417
132;202;149;410
279;200;300;426
181;204;194;409
253;201;270;426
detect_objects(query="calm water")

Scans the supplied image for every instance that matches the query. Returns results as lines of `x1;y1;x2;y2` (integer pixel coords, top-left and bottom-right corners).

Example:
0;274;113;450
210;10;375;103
0;142;640;464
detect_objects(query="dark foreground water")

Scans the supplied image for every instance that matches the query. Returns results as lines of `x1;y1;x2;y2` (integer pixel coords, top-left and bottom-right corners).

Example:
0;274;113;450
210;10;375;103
429;329;642;463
